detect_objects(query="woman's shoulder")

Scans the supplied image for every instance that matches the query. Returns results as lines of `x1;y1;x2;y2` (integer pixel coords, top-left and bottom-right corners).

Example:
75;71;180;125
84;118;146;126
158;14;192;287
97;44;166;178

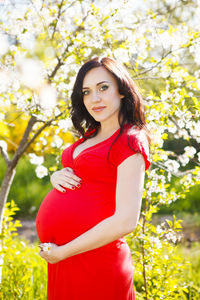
110;123;151;170
117;123;148;145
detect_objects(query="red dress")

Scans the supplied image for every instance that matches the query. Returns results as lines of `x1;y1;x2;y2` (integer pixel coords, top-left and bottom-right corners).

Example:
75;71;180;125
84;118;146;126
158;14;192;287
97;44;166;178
36;124;151;300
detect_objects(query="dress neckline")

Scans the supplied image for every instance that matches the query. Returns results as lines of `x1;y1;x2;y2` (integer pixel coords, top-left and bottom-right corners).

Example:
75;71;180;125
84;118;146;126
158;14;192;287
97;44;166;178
71;127;121;162
71;123;134;162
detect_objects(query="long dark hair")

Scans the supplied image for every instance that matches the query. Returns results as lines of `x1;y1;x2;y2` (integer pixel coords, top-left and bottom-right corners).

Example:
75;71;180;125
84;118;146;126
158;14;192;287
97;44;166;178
71;56;150;145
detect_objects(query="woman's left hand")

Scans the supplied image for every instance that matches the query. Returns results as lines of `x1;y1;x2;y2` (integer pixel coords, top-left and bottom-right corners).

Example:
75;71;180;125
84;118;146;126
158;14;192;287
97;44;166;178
39;243;65;264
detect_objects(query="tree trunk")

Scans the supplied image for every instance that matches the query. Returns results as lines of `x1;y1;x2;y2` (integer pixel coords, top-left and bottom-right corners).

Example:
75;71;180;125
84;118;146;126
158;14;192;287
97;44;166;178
0;165;16;283
0;115;38;233
0;114;60;232
0;166;16;233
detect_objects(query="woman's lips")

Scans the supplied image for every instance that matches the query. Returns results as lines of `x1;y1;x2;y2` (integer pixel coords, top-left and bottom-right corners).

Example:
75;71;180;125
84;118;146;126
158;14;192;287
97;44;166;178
92;106;106;112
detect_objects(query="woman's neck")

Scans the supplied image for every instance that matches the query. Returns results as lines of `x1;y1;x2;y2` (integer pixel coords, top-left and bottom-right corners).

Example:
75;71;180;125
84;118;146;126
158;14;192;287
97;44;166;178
98;122;120;139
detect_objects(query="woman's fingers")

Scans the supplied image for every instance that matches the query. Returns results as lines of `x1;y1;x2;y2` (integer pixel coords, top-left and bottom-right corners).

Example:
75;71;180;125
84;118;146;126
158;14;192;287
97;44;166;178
64;168;82;183
54;183;75;192
62;174;81;187
59;179;80;189
54;184;66;193
51;167;82;191
65;167;74;173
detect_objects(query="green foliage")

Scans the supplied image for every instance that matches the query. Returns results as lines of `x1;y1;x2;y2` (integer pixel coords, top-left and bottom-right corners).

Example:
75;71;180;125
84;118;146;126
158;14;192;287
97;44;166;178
125;166;200;299
0;201;47;299
159;182;200;215
0;154;199;218
126;214;191;299
0;196;199;300
176;242;200;299
0;156;53;218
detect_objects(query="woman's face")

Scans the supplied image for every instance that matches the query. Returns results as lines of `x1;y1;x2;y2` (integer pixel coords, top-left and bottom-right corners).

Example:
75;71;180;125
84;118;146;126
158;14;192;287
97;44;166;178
82;66;124;126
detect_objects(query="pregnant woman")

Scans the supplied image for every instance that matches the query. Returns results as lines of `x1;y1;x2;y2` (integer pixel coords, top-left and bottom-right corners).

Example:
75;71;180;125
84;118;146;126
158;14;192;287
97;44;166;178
36;56;151;300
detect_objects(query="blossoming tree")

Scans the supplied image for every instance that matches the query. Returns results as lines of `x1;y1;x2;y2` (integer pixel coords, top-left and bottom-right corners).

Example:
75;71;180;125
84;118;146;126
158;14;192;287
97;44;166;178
0;0;200;297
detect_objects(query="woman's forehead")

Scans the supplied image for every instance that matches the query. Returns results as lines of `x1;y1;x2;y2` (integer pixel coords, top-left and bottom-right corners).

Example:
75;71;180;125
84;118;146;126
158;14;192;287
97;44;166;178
82;66;116;88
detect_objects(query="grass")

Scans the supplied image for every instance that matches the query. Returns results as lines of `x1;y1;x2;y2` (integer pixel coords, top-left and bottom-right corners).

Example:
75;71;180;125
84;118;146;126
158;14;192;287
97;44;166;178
176;241;200;299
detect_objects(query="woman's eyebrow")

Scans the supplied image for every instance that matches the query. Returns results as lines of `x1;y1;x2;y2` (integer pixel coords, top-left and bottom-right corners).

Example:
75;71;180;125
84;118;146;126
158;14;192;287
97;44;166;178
82;80;111;89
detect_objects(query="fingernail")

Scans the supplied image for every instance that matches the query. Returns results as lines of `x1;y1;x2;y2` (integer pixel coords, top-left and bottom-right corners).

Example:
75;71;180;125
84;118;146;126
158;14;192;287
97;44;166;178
77;184;81;188
72;186;75;190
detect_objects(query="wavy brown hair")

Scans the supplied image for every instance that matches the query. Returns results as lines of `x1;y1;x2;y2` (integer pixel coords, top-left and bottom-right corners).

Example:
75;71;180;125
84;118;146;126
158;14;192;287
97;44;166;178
70;56;150;146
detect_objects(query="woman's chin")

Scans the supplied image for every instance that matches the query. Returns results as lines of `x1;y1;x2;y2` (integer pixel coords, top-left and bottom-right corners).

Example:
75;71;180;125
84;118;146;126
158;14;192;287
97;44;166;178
91;113;108;123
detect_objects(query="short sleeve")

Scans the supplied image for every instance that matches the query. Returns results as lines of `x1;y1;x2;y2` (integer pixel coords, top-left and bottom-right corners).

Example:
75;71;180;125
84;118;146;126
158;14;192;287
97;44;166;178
61;144;73;168
110;127;151;171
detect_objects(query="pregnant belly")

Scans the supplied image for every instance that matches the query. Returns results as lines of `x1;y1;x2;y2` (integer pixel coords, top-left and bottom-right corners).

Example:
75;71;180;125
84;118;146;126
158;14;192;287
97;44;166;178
36;184;115;245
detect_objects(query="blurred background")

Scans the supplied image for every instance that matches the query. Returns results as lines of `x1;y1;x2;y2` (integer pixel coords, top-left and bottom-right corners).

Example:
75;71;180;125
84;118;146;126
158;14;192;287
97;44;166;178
0;0;200;299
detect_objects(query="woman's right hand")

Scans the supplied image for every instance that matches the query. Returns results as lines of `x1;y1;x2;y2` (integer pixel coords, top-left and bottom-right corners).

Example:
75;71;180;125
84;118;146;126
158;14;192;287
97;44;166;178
50;167;82;192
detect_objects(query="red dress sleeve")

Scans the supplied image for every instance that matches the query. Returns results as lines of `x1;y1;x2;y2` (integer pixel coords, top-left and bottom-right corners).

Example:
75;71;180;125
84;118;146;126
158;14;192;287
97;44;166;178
61;145;73;168
110;126;151;171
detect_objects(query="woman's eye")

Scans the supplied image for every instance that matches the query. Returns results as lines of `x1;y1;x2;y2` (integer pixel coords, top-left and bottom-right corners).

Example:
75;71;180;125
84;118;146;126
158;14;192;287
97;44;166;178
82;90;89;96
100;85;108;91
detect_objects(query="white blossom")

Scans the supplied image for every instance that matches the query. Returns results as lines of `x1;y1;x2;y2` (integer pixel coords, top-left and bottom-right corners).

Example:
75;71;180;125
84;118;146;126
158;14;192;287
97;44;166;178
0;140;7;152
16;98;29;111
39;242;52;252
42;108;53;117
113;48;130;63
180;173;194;187
51;135;63;148
39;84;57;109
54;107;61;116
184;146;196;158
17;58;44;89
0;70;10;93
167;172;172;182
156;225;163;234
177;129;189;139
0;113;5;121
160;153;168;161
178;155;189;166
29;153;44;165
197;152;200;162
150;236;162;249
58;119;73;132
165;231;177;243
39;137;47;146
168;124;177;134
164;160;180;173
29;206;36;213
189;43;200;65
35;165;48;178
177;119;185;129
0;34;9;56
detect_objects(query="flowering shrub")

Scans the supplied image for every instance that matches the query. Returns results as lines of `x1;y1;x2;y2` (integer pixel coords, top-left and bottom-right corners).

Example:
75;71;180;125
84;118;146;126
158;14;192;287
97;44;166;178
0;200;199;299
0;201;47;299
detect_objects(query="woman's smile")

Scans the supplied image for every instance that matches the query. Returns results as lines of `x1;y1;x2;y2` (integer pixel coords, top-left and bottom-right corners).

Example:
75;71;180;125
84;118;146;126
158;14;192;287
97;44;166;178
92;106;106;112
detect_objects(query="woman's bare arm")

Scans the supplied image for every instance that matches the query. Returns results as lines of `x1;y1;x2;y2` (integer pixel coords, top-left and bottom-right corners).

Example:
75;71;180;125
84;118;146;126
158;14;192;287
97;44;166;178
40;153;145;263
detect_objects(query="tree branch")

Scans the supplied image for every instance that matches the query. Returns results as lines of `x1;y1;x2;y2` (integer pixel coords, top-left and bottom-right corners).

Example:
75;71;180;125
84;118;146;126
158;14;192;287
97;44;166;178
48;13;87;81
23;118;54;151
151;161;198;178
51;0;65;40
0;145;10;166
20;110;64;155
48;56;64;82
11;115;38;168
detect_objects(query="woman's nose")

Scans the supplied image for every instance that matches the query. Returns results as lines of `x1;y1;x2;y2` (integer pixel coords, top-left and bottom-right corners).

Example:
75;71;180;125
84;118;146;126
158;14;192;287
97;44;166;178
91;91;101;102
